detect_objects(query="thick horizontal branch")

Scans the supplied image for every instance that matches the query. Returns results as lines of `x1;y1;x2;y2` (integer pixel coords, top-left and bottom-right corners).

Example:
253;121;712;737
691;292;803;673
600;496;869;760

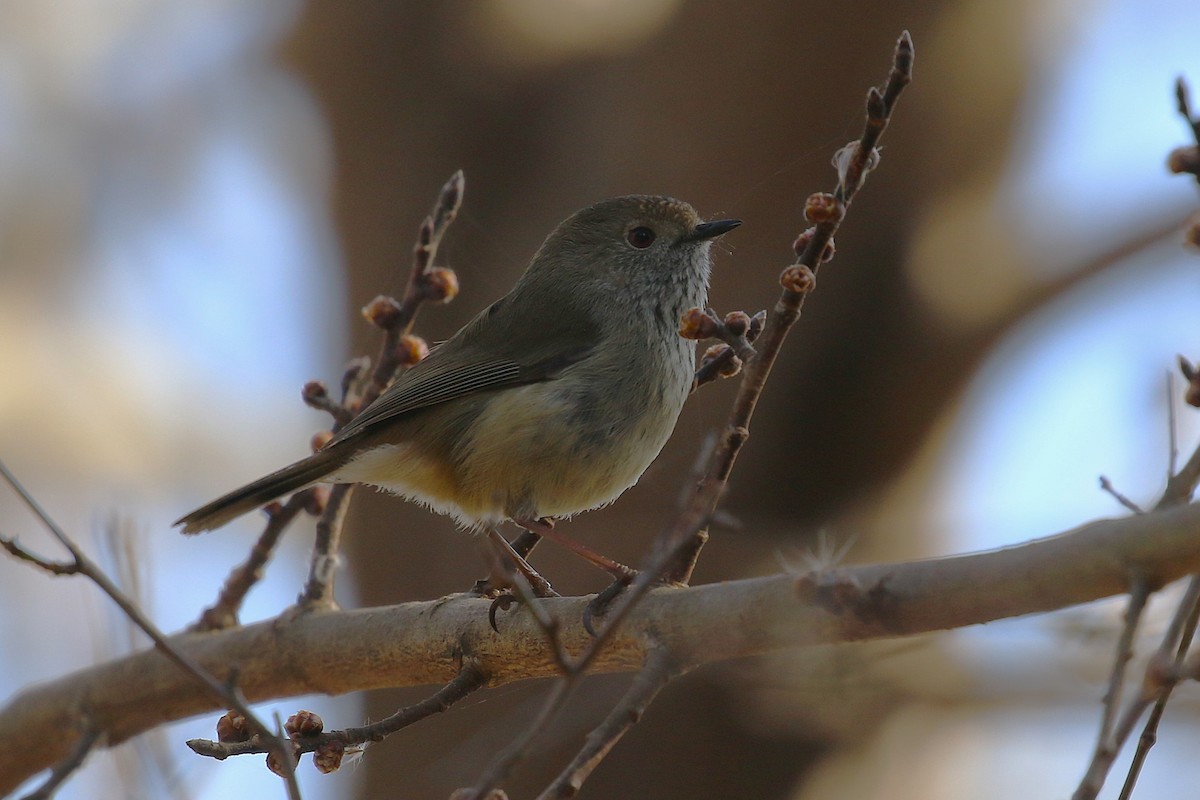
5;502;1200;793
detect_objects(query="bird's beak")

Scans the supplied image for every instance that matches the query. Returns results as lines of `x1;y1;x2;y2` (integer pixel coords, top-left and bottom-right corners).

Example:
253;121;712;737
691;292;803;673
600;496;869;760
690;218;742;241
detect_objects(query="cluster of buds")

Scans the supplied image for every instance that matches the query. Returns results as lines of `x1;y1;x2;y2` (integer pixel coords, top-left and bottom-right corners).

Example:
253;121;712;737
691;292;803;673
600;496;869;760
690;309;767;385
679;307;761;347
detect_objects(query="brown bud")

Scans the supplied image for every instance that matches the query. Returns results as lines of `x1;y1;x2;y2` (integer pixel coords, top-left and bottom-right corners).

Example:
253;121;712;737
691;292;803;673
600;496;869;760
302;380;329;406
216;710;250;743
1181;356;1200;407
718;353;743;378
700;344;742;379
264;500;284;518
1167;145;1200;176
780;265;817;295
285;710;324;738
304;486;330;517
363;295;404;329
265;744;299;777
804;193;844;225
1187;383;1200;409
421;267;459;303
397;334;430;366
311;430;334;453
792;228;814;257
313;740;345;774
702;343;729;363
1186;218;1200;250
679;307;720;340
723;310;751;337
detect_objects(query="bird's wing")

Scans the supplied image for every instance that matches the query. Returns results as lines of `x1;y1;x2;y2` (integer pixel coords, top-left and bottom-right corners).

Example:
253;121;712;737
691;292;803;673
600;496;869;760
330;340;593;443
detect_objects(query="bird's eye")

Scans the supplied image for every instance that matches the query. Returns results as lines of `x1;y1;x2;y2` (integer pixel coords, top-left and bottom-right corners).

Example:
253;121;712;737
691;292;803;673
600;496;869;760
626;226;656;249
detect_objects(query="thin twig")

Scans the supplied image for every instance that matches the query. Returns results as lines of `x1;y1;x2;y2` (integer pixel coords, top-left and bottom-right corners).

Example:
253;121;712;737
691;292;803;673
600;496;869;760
20;724;101;800
466;680;573;800
1073;576;1200;800
1118;579;1200;800
1099;476;1145;515
1093;576;1150;754
296;171;463;607
464;33;915;799
1167;371;1178;479
534;647;682;800
10;500;1200;792
0;458;304;800
187;662;487;760
1075;366;1200;798
297;483;353;610
192;491;312;631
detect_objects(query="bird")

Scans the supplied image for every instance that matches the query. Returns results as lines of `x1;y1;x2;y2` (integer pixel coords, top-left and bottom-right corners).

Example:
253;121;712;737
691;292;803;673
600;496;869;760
175;195;739;571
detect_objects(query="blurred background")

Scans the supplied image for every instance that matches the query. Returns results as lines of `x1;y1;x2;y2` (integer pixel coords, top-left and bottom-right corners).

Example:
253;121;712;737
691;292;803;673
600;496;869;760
2;0;1200;798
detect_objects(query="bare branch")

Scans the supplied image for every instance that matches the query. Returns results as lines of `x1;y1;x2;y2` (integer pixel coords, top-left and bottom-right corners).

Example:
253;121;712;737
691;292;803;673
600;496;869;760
0;458;303;799
192;491;313;631
187;662;487;762
295;172;464;608
5;500;1200;795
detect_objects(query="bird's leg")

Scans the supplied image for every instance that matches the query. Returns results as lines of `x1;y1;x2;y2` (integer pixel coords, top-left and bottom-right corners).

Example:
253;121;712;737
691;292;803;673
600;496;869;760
473;527;557;598
513;517;638;581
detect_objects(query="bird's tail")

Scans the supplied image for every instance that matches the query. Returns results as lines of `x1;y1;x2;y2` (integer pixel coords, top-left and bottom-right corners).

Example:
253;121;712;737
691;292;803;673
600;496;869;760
174;447;349;534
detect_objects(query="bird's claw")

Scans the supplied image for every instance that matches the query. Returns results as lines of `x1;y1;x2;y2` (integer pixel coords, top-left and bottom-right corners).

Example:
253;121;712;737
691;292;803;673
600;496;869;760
488;592;519;632
582;574;634;636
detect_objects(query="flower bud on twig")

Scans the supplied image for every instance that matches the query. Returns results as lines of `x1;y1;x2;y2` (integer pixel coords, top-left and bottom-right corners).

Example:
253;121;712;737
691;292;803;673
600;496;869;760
679;307;721;340
362;295;404;329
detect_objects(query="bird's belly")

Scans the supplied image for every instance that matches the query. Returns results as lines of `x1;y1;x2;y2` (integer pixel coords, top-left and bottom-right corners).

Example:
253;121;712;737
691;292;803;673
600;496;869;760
455;379;684;522
330;442;490;526
332;366;688;527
